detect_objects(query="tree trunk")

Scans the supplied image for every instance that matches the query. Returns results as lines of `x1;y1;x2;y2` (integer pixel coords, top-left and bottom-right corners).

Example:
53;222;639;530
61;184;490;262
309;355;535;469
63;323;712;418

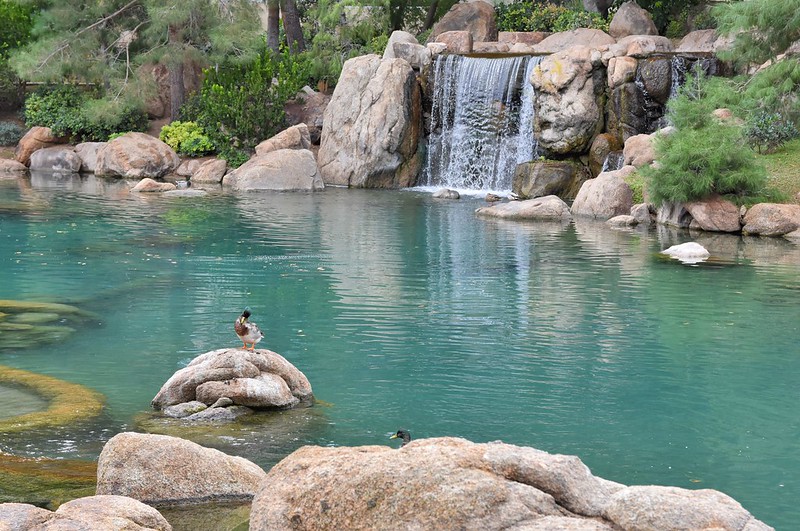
279;0;305;53
423;0;440;31
267;0;280;53
168;24;185;121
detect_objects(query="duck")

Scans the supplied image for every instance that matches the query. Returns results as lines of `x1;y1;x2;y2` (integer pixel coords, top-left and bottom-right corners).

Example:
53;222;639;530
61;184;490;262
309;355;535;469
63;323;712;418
389;429;411;447
485;193;503;205
234;308;264;351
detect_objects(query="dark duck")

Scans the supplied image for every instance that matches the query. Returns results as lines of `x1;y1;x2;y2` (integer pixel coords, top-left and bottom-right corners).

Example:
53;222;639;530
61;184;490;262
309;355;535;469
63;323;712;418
389;429;411;447
234;308;264;351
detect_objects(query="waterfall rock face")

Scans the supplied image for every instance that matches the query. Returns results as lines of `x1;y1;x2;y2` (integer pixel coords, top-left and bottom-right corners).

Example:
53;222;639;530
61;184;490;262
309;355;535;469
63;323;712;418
318;55;422;188
531;46;606;155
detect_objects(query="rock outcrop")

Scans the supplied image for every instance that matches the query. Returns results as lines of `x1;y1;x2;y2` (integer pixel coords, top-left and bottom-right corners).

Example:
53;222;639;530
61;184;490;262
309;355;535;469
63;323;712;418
531;46;606;155
0;496;172;531
96;432;267;505
223;149;324;191
74;142;106;173
686;195;742;233
319;55;422;188
151;347;313;411
512;160;588;200
95;132;180;179
189;158;227;185
249;437;771;531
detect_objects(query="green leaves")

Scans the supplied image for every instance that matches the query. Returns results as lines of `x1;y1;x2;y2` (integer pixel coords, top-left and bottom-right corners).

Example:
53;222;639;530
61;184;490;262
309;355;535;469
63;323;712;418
714;0;800;65
159;121;214;157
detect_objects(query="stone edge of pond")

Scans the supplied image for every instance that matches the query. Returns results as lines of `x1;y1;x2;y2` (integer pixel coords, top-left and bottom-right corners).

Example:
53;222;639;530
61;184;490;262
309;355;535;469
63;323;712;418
0;365;104;433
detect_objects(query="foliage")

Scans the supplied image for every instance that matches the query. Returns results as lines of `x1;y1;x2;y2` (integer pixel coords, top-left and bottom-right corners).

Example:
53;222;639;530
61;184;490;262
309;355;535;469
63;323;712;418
23;85;147;141
0;0;34;59
496;1;608;33
182;47;310;166
642;76;768;205
302;0;392;85
0;121;25;145
714;0;800;66
159;120;214;156
744;111;799;154
623;171;645;204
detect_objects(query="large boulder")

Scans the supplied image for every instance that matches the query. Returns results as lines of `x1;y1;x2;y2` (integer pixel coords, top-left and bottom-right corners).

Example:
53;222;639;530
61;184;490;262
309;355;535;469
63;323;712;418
74;142;106;173
96;432;267;506
534;28;615;54
0;496;172;530
636;57;672;105
531;46;606;155
14;126;68;166
677;29;733;55
29;146;82;173
255;123;311;156
223;149;324;191
685;195;742;233
428;0;496;43
318;55;422;188
432;31;472;54
249;437;770;531
151;347;313;410
189;158;227;185
475;195;572;221
608;1;658;38
512;160;588;200
95;132;180;179
571;166;635;220
742;203;800;237
0;158;28;174
616;35;674;58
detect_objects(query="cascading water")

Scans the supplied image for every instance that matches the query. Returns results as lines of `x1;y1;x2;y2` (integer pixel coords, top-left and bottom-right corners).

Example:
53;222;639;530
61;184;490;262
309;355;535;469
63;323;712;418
600;151;625;173
422;55;542;191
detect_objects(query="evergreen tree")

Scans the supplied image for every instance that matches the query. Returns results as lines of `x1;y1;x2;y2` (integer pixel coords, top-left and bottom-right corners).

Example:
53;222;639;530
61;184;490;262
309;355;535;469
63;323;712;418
714;0;800;66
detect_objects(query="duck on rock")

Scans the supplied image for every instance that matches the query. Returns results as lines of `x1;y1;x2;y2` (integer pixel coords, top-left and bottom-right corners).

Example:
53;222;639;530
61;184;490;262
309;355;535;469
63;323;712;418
234;308;264;351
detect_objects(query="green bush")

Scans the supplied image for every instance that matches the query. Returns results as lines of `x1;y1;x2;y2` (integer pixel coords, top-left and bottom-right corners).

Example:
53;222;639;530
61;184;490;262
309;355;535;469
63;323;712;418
744;111;799;154
23;86;148;141
0;121;25;145
181;47;310;166
496;2;608;33
159;121;214;156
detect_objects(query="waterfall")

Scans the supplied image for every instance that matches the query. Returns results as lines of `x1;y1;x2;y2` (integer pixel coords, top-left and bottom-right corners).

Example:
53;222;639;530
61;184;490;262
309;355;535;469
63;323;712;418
669;56;688;100
600;151;625;173
422;55;542;191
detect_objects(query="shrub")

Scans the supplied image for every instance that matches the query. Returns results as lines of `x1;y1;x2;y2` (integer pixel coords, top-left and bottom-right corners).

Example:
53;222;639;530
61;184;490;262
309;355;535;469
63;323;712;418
23;86;148;141
744;111;799;154
159;121;214;156
0;121;25;146
496;2;609;33
182;47;310;166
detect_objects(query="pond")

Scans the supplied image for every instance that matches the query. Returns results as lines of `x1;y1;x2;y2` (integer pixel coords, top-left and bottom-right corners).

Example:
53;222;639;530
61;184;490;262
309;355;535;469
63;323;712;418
0;173;798;528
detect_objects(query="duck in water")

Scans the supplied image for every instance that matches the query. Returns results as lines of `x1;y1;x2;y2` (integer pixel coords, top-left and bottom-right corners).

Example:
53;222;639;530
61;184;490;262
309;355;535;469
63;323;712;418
389;429;411;447
234;308;264;351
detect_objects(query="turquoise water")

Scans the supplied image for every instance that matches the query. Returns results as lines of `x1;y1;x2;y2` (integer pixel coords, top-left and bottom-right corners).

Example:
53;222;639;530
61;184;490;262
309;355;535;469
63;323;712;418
1;173;799;527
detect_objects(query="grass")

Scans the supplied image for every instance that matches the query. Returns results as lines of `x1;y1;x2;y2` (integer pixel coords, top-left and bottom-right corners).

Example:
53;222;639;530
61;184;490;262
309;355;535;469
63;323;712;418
760;138;800;204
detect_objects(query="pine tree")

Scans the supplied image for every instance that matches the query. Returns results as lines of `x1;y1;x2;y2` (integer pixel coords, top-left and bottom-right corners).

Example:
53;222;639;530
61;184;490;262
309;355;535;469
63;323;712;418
714;0;800;66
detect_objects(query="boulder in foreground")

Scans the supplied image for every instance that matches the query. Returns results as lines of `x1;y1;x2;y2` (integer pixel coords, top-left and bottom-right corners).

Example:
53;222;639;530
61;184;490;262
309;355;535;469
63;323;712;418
96;432;267;506
0;495;171;530
250;437;771;531
95;132;180;179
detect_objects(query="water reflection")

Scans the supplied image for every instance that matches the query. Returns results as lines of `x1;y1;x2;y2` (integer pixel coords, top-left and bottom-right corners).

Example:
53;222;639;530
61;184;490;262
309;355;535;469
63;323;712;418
0;173;798;527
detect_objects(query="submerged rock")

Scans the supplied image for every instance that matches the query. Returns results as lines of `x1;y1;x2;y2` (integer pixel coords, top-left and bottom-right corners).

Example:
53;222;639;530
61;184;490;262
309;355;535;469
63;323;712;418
661;241;710;264
475;195;572;221
96;432;267;506
432;188;460;199
0;454;96;509
249;437;771;531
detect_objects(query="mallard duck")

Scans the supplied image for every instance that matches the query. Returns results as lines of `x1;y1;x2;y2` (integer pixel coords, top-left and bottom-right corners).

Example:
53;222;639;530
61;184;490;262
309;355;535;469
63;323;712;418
485;193;502;205
389;429;411;447
234;308;263;351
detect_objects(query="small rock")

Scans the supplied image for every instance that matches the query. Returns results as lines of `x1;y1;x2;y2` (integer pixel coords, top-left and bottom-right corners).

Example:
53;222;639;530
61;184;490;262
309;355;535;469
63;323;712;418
607;215;638;227
162;401;208;419
433;188;460;199
210;397;234;408
131;178;177;193
661;242;710;264
185;405;253;422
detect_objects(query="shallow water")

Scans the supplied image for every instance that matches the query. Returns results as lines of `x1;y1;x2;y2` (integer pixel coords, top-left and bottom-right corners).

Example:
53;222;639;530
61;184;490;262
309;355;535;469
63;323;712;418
0;173;798;528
